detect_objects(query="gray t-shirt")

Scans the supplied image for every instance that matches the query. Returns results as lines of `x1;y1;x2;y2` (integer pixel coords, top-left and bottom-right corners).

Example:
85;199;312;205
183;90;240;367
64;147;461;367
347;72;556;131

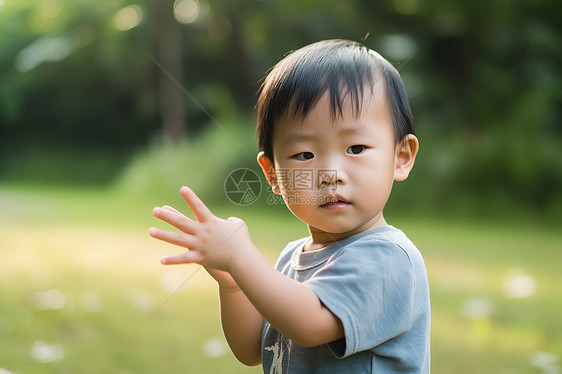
261;226;430;373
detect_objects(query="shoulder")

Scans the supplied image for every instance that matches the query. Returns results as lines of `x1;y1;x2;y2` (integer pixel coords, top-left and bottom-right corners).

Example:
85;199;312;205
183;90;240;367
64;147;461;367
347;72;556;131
306;227;427;357
337;226;419;266
319;226;427;293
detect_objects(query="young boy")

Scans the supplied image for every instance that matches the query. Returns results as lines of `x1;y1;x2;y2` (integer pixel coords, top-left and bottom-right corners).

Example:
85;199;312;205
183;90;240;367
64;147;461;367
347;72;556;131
150;39;430;373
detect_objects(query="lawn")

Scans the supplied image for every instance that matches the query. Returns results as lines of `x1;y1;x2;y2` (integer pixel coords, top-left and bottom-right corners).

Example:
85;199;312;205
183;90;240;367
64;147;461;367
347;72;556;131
0;184;560;373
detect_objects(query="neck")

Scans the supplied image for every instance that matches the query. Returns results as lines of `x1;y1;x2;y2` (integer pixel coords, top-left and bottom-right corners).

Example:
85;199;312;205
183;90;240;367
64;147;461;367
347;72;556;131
303;213;387;252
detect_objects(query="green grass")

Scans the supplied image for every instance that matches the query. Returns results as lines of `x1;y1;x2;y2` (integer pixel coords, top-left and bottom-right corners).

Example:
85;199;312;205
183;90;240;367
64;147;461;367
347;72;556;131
0;184;560;373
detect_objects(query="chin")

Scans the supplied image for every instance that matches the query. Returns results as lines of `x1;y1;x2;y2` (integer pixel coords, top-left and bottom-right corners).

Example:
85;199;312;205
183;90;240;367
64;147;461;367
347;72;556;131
311;221;363;235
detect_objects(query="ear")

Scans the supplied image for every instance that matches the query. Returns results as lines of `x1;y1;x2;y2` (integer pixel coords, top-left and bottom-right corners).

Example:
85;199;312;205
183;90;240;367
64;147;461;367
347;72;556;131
257;151;281;194
394;134;419;182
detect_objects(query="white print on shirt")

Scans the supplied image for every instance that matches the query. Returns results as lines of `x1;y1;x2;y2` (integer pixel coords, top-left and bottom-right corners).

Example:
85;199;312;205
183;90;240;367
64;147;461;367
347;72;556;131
264;341;284;374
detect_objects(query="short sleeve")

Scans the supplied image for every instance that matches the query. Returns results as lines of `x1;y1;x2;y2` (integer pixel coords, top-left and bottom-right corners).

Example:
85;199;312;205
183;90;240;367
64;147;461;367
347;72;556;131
304;238;415;358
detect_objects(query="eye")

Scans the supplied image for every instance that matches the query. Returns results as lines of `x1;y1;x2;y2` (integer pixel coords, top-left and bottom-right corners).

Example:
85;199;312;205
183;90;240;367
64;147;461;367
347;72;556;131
291;151;314;161
346;145;367;155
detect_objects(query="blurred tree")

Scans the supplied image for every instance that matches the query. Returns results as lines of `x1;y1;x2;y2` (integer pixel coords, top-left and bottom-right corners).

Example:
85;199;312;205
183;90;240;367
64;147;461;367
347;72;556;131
0;0;560;216
153;0;186;143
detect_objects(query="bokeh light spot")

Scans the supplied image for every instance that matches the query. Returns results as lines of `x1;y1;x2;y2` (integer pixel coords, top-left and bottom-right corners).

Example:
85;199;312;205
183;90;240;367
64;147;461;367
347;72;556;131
15;36;74;72
380;34;417;61
114;5;144;31
31;341;64;363
31;289;66;310
203;337;227;359
174;0;199;24
503;268;536;299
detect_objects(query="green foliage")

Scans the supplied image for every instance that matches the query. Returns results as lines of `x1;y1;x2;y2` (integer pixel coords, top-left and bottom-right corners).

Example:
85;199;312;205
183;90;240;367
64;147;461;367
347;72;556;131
0;0;561;217
0;141;129;186
116;118;260;204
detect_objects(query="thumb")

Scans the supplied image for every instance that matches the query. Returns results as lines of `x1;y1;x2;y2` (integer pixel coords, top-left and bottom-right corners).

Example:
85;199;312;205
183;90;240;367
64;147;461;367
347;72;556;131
160;251;201;265
226;216;243;223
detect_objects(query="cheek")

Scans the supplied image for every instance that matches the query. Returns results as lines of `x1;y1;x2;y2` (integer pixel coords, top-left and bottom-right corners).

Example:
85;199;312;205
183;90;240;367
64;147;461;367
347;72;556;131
279;185;314;206
280;193;317;224
355;151;394;176
352;154;395;192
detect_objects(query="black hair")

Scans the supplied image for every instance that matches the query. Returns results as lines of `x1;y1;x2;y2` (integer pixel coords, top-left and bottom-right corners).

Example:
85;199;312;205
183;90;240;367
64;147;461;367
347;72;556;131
256;39;415;161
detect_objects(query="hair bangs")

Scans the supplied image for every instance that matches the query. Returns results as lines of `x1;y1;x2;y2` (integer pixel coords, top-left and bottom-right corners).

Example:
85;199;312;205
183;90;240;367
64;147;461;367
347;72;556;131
256;39;415;161
257;40;377;160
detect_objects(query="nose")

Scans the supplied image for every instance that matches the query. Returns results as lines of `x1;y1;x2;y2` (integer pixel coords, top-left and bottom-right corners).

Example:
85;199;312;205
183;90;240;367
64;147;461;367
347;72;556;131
317;168;345;189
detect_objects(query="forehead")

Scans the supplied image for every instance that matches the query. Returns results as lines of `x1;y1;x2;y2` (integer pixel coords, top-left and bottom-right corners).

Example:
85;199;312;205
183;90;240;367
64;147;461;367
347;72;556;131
274;84;391;143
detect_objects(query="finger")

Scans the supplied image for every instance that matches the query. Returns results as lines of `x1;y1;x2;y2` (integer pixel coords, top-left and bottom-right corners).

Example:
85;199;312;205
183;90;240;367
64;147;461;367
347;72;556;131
159;205;193;225
161;251;202;265
153;207;196;234
180;186;213;222
149;227;196;249
162;205;185;217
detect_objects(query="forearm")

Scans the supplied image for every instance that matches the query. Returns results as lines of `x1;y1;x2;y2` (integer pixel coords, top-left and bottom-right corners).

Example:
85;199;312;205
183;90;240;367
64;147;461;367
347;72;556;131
230;246;344;347
219;286;263;366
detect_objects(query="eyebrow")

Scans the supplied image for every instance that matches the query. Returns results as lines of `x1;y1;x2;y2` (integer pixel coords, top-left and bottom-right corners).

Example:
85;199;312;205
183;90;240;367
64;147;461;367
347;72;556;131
282;132;317;144
282;125;368;146
337;126;369;137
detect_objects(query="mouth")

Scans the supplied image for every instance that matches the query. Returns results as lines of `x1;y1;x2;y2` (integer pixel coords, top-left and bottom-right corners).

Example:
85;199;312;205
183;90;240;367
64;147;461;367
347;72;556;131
319;195;351;209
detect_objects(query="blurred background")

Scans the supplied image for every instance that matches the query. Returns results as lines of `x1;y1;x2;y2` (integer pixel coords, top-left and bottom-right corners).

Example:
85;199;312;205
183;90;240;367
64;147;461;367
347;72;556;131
0;0;560;373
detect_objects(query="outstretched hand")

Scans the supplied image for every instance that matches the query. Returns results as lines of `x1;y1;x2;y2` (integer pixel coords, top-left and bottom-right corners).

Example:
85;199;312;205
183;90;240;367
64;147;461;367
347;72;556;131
149;186;251;284
150;188;344;350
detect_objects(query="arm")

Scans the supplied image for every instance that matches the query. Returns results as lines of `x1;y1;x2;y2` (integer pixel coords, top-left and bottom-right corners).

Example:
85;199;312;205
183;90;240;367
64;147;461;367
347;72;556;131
150;186;344;348
211;269;263;366
151;205;262;365
228;244;344;347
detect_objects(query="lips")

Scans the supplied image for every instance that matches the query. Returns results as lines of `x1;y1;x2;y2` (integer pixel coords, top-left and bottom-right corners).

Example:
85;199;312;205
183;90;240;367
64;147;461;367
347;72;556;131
319;194;351;209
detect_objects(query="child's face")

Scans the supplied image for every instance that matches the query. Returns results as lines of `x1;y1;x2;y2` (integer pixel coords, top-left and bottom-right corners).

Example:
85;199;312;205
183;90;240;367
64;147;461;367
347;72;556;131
259;85;417;242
